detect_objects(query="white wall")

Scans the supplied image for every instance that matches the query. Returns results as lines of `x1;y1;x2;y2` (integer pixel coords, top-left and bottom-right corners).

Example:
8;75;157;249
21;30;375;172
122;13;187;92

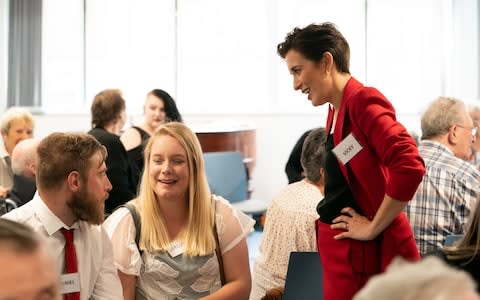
33;110;421;204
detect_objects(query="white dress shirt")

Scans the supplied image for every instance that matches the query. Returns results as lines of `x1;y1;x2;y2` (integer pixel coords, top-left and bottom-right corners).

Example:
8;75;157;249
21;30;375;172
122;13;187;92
3;193;123;300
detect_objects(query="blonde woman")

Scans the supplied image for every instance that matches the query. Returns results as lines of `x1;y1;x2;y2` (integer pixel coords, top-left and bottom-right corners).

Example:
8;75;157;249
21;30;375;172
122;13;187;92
104;122;254;299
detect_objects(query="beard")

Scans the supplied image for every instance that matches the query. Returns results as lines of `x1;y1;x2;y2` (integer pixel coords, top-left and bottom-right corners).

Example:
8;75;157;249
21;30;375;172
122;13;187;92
67;187;106;225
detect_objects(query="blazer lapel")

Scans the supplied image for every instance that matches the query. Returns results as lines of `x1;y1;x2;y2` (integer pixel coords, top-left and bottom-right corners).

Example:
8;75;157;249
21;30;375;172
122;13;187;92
331;77;363;186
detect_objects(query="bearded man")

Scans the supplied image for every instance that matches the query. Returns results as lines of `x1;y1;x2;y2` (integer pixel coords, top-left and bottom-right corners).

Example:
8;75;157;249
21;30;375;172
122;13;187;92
2;132;123;299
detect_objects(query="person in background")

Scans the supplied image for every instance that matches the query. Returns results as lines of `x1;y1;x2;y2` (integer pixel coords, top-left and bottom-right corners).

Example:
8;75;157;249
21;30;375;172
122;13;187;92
3;132;123;299
429;196;480;290
406;97;480;256
353;256;480;300
409;131;421;146
469;104;480;168
0;107;34;198
121;89;183;189
277;22;425;299
88;89;136;214
0;218;61;300
285;128;313;183
104;122;253;299
9;138;40;207
251;127;326;300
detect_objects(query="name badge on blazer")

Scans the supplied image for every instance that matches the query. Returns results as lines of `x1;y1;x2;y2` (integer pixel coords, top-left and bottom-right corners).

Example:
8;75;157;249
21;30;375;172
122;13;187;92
60;273;81;294
332;133;363;165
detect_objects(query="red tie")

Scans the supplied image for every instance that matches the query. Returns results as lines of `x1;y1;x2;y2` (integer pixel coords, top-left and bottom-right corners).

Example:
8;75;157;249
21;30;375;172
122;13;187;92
61;228;80;300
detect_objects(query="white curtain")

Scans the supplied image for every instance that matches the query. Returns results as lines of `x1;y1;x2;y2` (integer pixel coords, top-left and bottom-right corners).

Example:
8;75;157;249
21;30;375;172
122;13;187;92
7;0;42;107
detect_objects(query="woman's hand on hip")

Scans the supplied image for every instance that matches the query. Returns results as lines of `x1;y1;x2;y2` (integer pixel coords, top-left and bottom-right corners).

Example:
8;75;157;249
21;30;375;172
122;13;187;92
330;207;376;241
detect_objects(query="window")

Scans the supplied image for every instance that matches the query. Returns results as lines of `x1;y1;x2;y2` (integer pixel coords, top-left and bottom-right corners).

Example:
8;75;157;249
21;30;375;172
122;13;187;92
42;0;84;113
176;0;271;114
85;0;176;115
8;0;480;115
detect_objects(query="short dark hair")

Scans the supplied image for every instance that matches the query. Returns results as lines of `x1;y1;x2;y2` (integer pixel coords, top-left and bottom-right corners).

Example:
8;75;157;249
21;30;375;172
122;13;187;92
36;132;107;190
91;89;126;128
301;127;326;182
148;89;183;122
277;22;350;73
0;218;41;253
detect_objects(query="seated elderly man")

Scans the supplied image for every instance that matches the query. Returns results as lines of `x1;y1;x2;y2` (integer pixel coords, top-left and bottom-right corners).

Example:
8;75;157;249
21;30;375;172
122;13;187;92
9;138;40;207
406;97;480;256
0;107;34;198
469;104;480;169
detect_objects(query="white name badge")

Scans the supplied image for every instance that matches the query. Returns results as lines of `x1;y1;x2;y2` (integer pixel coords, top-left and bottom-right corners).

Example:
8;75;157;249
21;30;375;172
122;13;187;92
168;240;185;258
60;272;81;294
332;133;363;165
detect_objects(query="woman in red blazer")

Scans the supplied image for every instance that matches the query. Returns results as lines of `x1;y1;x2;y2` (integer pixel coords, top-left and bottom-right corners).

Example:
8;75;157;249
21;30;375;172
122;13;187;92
277;23;425;300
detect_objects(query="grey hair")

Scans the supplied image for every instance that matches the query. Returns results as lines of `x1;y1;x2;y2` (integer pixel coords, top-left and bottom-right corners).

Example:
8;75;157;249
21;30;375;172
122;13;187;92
11;138;40;176
421;97;466;140
404;273;478;300
468;103;480;122
301;128;326;182
354;256;478;300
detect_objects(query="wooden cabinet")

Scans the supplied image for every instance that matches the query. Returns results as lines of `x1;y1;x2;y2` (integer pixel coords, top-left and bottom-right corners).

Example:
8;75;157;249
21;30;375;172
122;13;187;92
194;123;256;195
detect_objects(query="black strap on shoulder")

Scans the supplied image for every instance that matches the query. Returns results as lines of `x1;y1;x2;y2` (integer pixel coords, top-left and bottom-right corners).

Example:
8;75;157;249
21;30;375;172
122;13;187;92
117;203;142;255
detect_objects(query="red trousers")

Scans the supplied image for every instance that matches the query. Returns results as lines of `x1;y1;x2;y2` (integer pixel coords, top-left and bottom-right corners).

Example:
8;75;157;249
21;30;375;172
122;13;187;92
316;213;419;300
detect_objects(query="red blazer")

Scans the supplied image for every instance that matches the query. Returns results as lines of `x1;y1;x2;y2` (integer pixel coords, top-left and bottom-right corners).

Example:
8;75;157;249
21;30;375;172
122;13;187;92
325;77;425;267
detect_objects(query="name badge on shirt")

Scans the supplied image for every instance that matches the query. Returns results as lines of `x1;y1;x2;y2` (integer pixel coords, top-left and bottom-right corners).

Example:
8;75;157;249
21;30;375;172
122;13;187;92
60;273;81;294
332;133;363;165
168;240;185;258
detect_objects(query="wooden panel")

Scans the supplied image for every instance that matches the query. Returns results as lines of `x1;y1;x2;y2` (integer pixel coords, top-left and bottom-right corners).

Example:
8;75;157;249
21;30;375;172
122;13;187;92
196;129;255;168
196;129;256;186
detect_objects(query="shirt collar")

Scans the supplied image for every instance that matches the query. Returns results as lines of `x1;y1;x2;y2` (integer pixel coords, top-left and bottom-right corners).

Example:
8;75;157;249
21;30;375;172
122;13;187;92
31;193;80;236
419;140;455;156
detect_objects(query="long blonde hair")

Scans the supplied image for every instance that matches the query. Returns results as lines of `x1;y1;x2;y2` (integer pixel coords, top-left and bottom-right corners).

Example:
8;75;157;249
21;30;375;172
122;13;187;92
443;195;480;261
136;122;215;256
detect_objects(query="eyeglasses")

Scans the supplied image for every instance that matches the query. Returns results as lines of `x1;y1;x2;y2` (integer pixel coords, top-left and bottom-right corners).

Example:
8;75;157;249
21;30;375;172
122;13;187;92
456;124;478;137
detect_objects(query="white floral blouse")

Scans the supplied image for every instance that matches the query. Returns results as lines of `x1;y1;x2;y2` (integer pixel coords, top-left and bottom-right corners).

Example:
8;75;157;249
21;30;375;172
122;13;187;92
250;180;322;300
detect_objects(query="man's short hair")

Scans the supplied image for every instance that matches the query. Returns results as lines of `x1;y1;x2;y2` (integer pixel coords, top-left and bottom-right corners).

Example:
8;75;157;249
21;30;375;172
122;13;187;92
0;107;35;134
36;132;107;190
421;97;466;140
11;138;40;176
0;218;41;253
90;89;126;128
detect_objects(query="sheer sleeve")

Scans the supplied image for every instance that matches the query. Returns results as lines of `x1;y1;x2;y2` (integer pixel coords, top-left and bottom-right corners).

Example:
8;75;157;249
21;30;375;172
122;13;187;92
214;195;255;254
103;207;142;276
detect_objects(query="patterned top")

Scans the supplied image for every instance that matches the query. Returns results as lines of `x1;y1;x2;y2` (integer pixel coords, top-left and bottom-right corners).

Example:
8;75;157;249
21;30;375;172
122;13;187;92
103;195;254;300
250;180;322;300
406;140;480;256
